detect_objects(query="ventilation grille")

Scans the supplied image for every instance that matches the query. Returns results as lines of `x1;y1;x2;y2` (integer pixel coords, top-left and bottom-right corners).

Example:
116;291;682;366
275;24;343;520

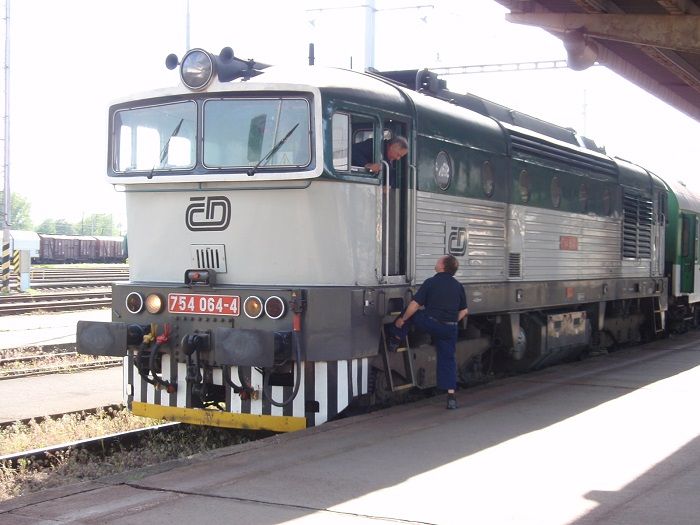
190;244;227;273
622;192;653;259
509;130;617;177
508;252;522;278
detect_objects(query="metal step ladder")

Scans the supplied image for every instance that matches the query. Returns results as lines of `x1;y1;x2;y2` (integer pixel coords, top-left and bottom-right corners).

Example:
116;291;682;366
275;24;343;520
652;296;665;335
379;317;416;392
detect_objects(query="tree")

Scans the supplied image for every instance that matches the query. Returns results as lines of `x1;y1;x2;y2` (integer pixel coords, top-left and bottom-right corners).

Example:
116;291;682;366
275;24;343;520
0;191;33;230
54;219;75;235
36;218;57;234
77;213;120;236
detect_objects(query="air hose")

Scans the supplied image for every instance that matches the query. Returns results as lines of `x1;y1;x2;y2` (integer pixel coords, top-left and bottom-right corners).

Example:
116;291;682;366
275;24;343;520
136;342;157;386
148;341;175;392
227;293;306;406
223;366;247;394
136;324;175;392
261;330;302;407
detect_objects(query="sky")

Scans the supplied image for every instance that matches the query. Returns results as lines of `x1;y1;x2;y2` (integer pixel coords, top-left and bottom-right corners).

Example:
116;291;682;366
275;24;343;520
3;0;699;232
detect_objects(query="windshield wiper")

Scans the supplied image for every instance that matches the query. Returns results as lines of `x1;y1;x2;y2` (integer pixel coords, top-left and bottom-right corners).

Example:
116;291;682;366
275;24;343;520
247;123;300;176
148;118;184;179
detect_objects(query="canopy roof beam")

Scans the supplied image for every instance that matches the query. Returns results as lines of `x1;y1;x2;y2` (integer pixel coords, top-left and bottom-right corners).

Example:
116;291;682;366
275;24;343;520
506;13;700;53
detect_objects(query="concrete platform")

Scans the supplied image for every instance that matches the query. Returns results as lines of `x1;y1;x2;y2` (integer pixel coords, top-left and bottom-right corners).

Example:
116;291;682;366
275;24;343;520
2;333;700;524
0;309;110;350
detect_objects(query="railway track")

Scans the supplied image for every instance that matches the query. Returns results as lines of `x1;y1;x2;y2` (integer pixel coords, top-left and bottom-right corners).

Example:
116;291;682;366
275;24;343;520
0;409;264;472
0;404;124;431
18;266;129;289
0;265;128;315
0;291;113;315
0;347;121;379
0;422;183;469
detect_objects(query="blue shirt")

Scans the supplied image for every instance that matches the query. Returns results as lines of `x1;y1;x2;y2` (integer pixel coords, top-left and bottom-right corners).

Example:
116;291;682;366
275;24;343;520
351;139;400;186
413;272;467;323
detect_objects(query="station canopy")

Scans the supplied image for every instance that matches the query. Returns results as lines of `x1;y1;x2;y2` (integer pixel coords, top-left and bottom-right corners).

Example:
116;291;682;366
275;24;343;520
493;0;700;122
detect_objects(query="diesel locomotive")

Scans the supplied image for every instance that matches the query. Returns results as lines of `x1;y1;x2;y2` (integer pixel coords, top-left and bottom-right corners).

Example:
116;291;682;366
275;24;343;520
77;47;699;432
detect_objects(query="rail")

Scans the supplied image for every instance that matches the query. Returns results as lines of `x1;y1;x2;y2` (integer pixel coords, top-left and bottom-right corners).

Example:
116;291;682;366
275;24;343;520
0;265;128;315
0;422;182;469
0;404;124;431
0;349;123;381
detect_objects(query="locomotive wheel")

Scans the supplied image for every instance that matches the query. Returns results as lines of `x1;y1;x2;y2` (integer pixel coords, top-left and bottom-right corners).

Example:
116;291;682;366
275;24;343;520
369;368;408;406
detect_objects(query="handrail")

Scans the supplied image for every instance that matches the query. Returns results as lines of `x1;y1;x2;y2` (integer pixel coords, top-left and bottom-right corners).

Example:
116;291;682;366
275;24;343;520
382;160;391;282
409;163;417;285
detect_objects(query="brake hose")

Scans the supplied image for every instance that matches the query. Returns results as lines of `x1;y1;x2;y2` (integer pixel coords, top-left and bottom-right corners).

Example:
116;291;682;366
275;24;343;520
148;341;175;391
261;330;302;407
223;365;246;393
136;342;157;386
134;324;174;392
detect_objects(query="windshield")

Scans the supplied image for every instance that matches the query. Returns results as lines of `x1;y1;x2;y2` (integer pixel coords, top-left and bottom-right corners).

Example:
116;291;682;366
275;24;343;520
114;101;196;173
203;98;311;169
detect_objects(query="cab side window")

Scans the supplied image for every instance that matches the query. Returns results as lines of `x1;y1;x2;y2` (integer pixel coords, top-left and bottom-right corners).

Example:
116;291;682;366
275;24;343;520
332;112;376;174
332;113;350;171
351;128;374;170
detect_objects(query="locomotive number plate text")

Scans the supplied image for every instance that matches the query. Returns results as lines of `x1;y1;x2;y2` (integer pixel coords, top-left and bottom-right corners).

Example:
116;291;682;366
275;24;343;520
168;293;240;316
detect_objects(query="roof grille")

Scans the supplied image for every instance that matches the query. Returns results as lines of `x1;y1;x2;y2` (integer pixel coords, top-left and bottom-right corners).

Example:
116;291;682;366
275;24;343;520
190;244;227;273
509;130;617;177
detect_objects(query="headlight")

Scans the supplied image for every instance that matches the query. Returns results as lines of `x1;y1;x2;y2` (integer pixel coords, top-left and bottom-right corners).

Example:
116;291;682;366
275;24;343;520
125;292;144;314
145;294;164;314
244;296;263;319
264;296;286;319
180;49;214;90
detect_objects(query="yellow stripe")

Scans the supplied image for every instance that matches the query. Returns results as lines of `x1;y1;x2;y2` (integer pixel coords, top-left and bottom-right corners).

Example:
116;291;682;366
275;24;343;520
131;401;307;433
1;243;9;291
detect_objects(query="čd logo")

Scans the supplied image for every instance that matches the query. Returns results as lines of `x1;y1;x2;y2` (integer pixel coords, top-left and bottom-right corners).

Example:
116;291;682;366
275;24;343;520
448;226;467;256
186;196;231;231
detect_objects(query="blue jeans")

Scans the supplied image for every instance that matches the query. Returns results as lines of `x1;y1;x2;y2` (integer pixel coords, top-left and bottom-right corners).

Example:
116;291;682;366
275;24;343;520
391;310;459;390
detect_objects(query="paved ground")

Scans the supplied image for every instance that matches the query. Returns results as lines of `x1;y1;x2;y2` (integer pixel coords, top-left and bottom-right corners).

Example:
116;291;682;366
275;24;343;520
2;333;699;524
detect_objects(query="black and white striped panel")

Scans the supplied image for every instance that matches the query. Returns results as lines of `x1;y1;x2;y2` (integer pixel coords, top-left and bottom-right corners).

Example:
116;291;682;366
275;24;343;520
129;353;186;408
227;358;370;427
310;357;369;426
123;356;131;405
127;356;370;427
228;366;304;419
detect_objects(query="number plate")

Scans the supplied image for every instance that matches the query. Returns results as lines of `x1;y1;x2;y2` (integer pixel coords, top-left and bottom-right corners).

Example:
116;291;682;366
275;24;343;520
168;293;240;316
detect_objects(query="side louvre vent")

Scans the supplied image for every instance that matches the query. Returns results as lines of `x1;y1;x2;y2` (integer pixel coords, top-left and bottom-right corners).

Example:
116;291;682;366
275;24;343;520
622;192;653;259
508;252;522;278
509;130;617;177
190;244;227;273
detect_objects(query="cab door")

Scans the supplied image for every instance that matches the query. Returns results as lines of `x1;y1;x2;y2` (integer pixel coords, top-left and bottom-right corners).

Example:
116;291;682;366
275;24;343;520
680;213;697;293
379;118;411;283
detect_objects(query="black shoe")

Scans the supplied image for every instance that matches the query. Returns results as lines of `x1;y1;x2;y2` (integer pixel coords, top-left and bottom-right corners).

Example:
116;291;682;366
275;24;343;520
387;336;402;352
446;394;457;410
